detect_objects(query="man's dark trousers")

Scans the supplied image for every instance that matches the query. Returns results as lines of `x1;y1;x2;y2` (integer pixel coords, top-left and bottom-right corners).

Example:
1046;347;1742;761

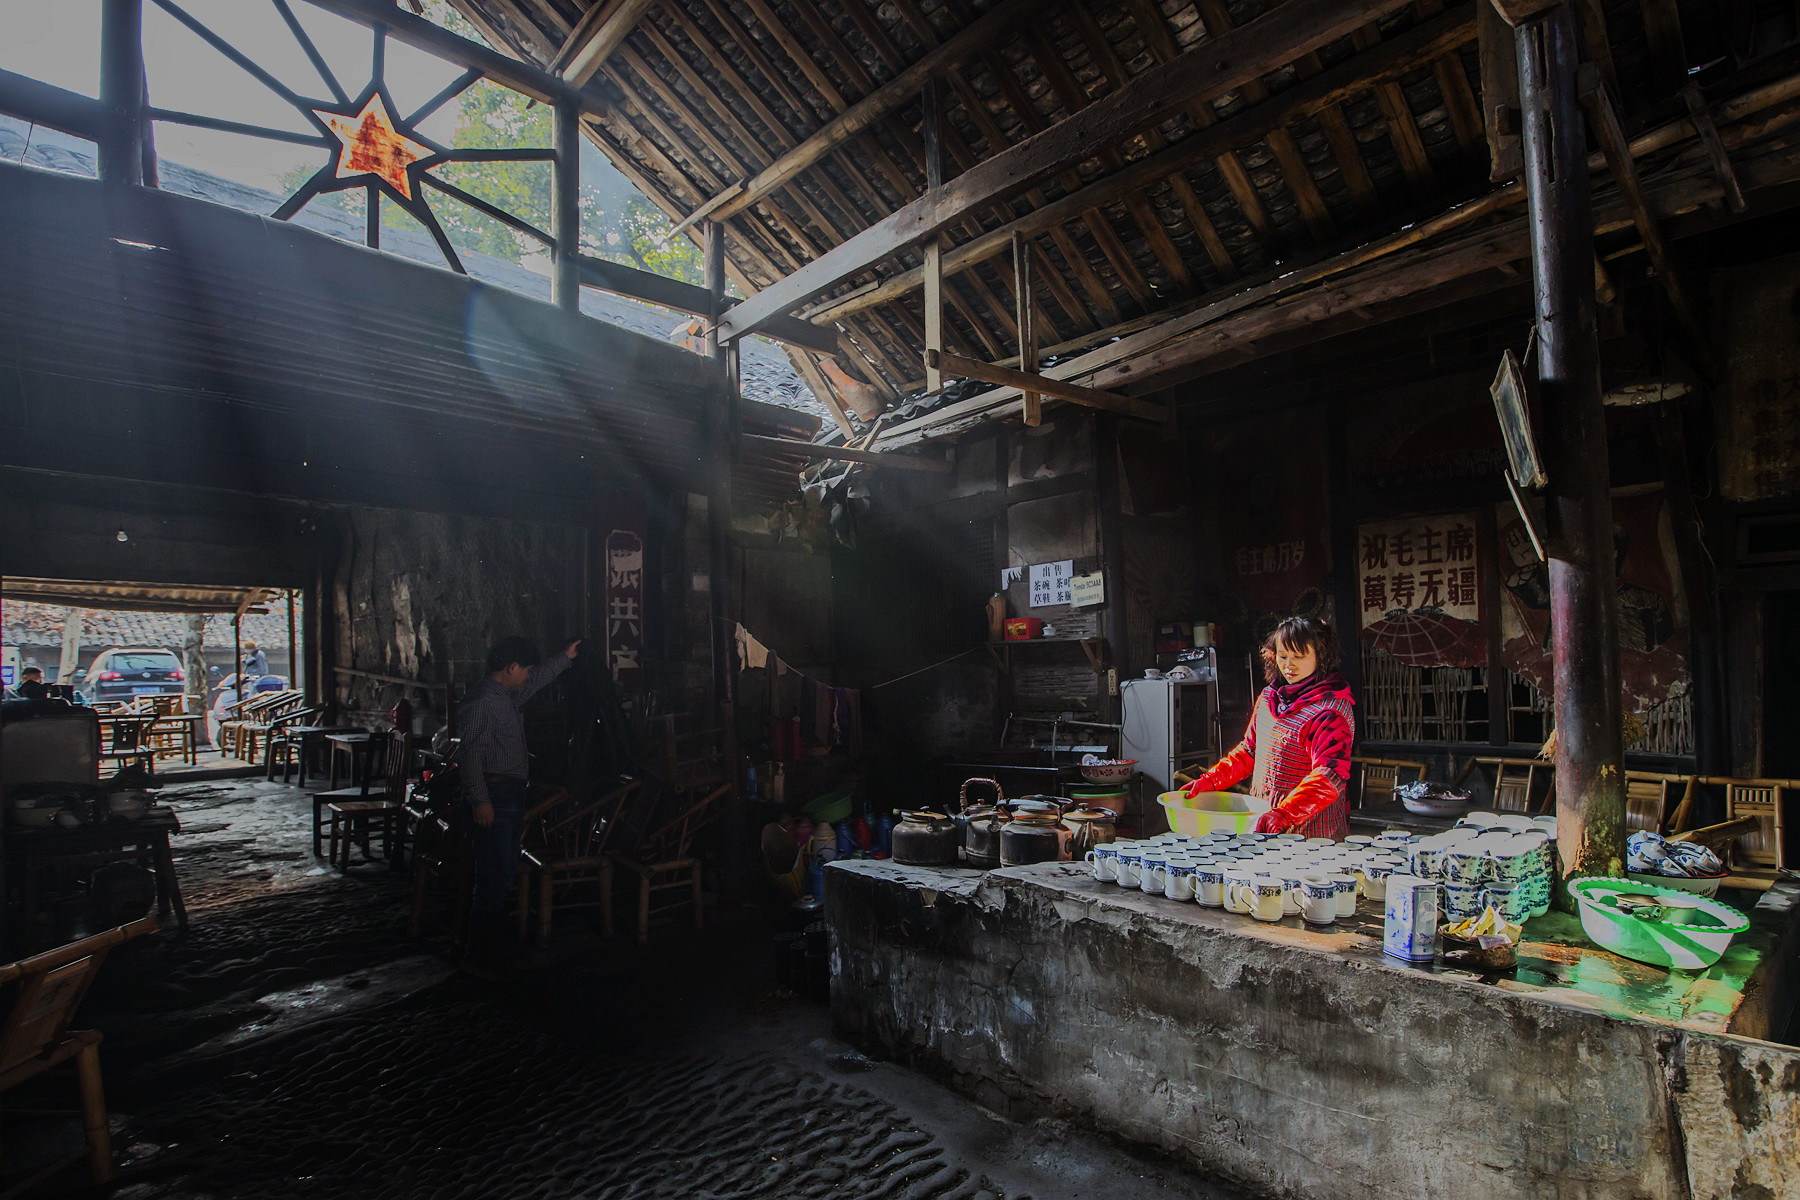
472;776;529;918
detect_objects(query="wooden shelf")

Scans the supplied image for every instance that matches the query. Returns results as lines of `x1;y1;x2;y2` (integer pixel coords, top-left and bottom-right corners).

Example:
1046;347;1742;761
987;637;1108;675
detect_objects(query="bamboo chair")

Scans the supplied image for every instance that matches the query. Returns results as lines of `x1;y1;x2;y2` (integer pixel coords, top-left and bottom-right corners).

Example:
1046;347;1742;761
1453;757;1555;814
0;916;159;1195
236;692;308;765
515;779;644;946
217;690;286;760
1623;771;1692;835
605;780;729;945
1350;757;1428;809
322;733;413;871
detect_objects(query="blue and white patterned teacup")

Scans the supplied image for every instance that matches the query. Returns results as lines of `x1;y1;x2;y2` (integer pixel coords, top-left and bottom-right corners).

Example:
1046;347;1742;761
1443;882;1484;922
1480;883;1530;924
1441;847;1492;886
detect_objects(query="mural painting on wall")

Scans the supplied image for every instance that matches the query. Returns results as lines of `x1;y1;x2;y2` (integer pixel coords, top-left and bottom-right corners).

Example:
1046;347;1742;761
606;530;644;691
1357;513;1484;667
1210;407;1332;645
1494;490;1688;712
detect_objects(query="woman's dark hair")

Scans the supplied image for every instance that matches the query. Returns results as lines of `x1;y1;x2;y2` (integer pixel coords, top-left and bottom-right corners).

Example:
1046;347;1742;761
1260;616;1340;684
485;636;539;674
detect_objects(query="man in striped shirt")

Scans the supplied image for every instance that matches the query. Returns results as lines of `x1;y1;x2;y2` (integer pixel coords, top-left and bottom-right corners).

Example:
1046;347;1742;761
459;635;580;977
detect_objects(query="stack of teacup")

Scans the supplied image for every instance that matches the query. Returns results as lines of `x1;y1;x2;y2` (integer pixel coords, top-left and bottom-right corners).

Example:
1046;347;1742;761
1397;813;1555;923
1085;831;1361;925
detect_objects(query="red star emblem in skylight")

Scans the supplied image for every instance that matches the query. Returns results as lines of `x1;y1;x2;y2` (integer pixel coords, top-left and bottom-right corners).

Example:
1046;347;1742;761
314;92;433;199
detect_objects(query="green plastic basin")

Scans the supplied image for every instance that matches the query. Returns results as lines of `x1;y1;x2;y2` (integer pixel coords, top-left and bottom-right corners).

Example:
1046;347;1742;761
1568;876;1749;971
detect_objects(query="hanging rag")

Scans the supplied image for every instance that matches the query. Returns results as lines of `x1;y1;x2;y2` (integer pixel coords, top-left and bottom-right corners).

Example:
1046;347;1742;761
735;624;771;670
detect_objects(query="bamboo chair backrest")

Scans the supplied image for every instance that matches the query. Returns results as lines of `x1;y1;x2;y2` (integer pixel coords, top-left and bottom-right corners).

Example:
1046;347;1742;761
632;781;729;862
1623;771;1688;834
526;779;643;861
1351;757;1427;808
0;916;158;1074
1724;782;1783;869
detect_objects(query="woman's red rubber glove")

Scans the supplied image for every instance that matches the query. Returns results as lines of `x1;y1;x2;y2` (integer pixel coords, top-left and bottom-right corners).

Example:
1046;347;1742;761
1254;807;1296;835
1181;743;1254;798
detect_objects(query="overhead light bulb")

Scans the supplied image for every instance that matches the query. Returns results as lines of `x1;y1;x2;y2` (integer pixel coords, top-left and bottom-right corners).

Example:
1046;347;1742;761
116;529;129;543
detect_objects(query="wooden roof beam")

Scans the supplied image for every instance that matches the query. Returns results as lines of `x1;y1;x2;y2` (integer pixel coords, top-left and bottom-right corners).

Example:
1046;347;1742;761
717;0;1416;342
928;350;1170;424
741;433;951;473
300;0;598;109
695;0;1039;228
803;6;1477;325
555;0;658;88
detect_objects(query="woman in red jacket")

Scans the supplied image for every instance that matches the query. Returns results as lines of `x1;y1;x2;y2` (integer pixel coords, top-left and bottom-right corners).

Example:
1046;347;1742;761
1182;616;1356;837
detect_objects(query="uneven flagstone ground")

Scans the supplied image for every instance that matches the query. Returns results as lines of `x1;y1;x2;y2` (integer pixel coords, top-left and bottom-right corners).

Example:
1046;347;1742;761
8;779;1243;1200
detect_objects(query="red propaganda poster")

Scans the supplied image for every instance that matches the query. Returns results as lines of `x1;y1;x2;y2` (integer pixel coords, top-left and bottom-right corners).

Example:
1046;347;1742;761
1357;513;1484;668
605;530;644;691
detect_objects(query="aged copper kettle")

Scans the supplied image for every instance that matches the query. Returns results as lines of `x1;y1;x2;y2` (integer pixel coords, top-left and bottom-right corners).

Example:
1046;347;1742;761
890;811;959;866
955;777;1007;869
1000;798;1067;867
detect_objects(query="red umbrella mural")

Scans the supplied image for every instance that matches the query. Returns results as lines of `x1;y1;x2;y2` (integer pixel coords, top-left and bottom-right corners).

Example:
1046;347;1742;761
1363;610;1485;668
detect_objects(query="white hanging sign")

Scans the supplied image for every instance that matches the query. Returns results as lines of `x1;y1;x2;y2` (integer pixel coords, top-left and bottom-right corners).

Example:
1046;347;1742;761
1028;559;1075;608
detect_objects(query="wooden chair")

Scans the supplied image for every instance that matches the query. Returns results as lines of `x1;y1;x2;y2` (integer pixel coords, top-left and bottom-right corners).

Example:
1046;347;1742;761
322;732;413;871
1350;757;1427;809
0;916;159;1195
516;779;643;946
605;780;729;945
237;692;308;765
1453;756;1555;814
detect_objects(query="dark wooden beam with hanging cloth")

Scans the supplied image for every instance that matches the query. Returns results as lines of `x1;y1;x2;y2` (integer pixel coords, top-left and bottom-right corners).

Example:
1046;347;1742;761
300;0;598;110
716;0;1415;342
803;6;1477;327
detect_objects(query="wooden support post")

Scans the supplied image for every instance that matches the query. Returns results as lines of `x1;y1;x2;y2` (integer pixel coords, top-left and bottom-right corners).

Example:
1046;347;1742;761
922;79;945;394
1096;416;1128;721
1014;231;1041;427
1516;3;1626;890
701;220;742;885
287;588;298;693
551;97;581;313
99;0;144;186
1652;403;1727;774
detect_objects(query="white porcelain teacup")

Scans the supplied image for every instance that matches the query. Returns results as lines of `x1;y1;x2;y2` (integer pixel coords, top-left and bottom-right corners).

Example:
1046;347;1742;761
1247;874;1286;922
1114;848;1144;889
1194;864;1226;907
1360;861;1394;902
1164;860;1196;901
1223;868;1257;915
1086;845;1119;882
1327;873;1357;918
1140;852;1169;893
1300;876;1337;925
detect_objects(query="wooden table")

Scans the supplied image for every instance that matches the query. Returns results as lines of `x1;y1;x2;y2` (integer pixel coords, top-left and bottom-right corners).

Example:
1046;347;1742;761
97;714;159;775
272;724;361;785
326;733;373;791
149;713;206;766
10;807;186;948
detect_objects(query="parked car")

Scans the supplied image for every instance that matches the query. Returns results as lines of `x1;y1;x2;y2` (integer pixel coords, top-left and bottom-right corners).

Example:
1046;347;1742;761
82;647;186;705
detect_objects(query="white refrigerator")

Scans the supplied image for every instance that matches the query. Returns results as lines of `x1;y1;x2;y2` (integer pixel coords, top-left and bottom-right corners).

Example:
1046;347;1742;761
1120;676;1220;795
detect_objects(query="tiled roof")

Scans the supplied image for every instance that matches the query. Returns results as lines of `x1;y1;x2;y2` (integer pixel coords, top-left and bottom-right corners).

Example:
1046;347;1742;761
2;601;292;651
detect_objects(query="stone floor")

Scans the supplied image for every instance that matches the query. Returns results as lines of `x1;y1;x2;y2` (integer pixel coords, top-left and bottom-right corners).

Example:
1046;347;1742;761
6;779;1244;1200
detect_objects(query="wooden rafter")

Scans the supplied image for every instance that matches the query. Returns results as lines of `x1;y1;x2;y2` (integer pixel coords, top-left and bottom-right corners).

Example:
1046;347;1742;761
719;0;1416;341
802;7;1477;326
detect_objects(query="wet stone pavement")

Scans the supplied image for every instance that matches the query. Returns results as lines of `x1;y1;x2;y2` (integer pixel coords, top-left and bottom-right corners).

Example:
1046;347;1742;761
13;779;1242;1200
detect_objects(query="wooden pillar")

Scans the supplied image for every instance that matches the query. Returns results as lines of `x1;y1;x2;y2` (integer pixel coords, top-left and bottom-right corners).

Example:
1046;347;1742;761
703;221;744;890
1324;397;1364;703
1096;415;1128;721
921;80;945;394
1653;403;1726;773
1516;4;1626;887
551;98;581;313
98;0;145;186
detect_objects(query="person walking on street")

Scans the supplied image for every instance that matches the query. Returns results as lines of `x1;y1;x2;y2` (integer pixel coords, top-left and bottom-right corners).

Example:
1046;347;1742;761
458;635;581;977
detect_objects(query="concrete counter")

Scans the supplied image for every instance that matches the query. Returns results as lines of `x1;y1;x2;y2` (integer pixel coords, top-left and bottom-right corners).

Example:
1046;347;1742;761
827;859;1800;1200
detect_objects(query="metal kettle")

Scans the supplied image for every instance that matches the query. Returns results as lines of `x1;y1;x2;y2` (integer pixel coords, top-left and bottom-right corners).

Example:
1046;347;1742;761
1060;805;1119;858
890;810;960;866
1000;797;1068;867
955;777;1007;868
